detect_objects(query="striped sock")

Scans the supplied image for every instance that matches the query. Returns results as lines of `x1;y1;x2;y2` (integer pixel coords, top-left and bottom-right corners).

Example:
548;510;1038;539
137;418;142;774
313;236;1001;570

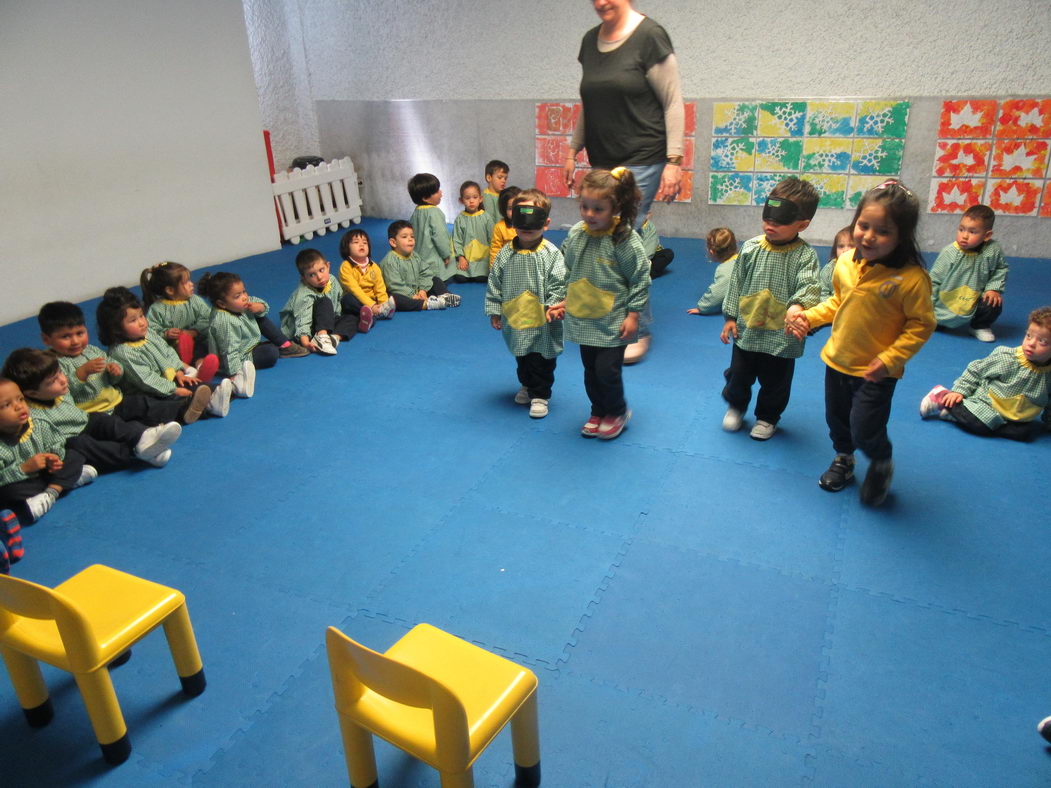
0;509;24;571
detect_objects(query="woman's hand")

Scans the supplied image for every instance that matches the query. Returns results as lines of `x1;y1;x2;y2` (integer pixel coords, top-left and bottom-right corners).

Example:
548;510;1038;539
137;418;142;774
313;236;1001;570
563;156;578;191
654;163;682;203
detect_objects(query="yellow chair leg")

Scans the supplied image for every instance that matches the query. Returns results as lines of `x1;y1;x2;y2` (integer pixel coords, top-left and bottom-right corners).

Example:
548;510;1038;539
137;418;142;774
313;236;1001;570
162;603;206;696
439;769;474;788
73;668;131;764
510;691;541;786
338;715;379;788
0;646;53;727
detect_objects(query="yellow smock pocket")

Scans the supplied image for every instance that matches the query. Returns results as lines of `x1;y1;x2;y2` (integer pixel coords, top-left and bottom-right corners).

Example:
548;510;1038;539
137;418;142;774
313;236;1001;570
567;278;615;319
989;392;1042;422
465;239;488;262
502;290;545;329
738;289;787;330
940;285;980;316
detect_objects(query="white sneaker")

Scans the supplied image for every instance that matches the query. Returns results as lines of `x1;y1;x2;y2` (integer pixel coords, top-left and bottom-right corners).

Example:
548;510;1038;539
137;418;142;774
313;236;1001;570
144;449;172;468
440;292;461;308
230;360;256;398
919;385;948;418
529;398;549;418
749;420;776;440
184;365;198;377
312;332;337;355
331;334;341;348
75;465;98;488
970;327;995;342
425;295;445;310
722;407;743;432
26;490;57;522
207;378;233;417
514;387;530;405
134;422;182;461
378;297;396;319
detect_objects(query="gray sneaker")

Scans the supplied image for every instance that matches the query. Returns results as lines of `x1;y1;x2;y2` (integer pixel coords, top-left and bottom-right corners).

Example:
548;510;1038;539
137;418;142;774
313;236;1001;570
440;292;462;308
312;332;337;355
749;420;776;440
514;387;530;405
425;295;445;310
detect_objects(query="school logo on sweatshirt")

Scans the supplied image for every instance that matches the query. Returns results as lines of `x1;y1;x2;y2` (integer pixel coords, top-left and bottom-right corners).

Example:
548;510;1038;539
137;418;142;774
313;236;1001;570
879;278;901;299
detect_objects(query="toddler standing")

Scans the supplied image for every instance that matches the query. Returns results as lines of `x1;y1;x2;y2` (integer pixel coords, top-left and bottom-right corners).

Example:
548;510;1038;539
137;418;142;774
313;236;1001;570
482;160;509;224
489;186;522;266
819;226;855;301
408;173;454;282
453;181;496;283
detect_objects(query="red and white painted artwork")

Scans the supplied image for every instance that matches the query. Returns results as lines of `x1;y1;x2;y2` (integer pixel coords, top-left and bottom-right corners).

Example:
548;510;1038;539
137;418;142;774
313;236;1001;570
930;98;1051;216
534;101;696;202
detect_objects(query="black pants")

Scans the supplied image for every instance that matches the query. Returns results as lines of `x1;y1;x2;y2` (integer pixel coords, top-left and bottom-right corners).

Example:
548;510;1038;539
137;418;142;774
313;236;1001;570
580;345;627;418
516;353;557;400
970;299;1002;330
312;298;357;339
113;393;187;426
0;447;87;523
390;278;450;312
256;315;290;347
722;345;795;424
824;366;897;460
66;413;147;473
946;403;1044;442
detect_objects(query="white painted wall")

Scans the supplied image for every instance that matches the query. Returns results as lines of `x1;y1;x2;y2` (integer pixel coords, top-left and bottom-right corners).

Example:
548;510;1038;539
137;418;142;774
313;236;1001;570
0;0;278;325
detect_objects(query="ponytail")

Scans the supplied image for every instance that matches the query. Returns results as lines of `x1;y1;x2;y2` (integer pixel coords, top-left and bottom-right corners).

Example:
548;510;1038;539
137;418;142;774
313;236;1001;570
580;167;641;244
139;261;189;308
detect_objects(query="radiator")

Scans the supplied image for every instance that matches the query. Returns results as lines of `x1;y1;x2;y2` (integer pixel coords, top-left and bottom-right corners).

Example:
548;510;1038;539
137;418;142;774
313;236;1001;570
272;157;362;244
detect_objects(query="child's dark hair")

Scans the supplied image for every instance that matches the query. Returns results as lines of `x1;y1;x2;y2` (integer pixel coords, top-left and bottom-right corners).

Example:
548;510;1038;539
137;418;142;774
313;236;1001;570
140;261;191;309
512;188;552;215
339;228;372;262
485;160;509;178
768;176;819;221
387;220;412;240
96;286;143;346
497;186;522;220
197;272;243;306
1029;306;1051;332
38;302;86;335
579;167;641;243
2;348;60;394
459;180;482;201
295;248;325;276
706;228;737;262
830;226;854;261
963;203;995;231
851;179;923;269
408;173;440;205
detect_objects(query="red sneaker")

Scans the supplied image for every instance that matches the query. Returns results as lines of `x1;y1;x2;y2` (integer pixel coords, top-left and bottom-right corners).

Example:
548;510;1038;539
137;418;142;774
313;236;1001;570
597;410;632;440
177;332;195;365
358;307;374;334
195;354;220;382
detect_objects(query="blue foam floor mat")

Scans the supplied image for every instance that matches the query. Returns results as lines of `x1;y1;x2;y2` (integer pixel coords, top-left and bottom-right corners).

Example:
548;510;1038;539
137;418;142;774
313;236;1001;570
0;217;1049;786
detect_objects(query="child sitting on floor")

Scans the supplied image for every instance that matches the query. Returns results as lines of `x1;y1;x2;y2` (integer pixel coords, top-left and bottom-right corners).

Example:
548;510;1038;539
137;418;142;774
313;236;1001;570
378;221;461;312
39;301;212;425
338;229;395;329
919;305;1050;441
638;217;675;278
453;181;495;283
688;227;737;315
97;287;232;417
408;173;454;282
0;376;94;524
3;348;181;470
485;188;567;419
930;204;1008;342
280;248;358;355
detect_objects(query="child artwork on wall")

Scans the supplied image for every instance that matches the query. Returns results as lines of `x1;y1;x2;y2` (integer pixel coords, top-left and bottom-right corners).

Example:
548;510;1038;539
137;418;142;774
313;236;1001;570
534;101;697;202
930;98;1051;217
709;99;909;210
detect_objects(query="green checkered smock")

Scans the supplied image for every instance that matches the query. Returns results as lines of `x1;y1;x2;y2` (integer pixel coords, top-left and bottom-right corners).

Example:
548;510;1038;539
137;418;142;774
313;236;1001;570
559;221;651;348
57;345;123;413
280;280;345;340
208;306;264;376
109;330;184;397
27;395;89;440
723;235;821;359
147;295;211;336
453;209;496;279
485;238;567;359
0;419;67;486
930;240;1008;328
410;204;453;281
952;345;1051;429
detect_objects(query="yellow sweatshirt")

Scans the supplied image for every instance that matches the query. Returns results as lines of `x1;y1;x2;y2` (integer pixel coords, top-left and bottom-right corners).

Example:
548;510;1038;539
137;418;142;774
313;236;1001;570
338;259;389;307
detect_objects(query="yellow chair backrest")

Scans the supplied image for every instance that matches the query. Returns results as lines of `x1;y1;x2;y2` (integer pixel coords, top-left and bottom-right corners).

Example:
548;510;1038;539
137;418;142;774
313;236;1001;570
325;626;471;767
0;573;100;671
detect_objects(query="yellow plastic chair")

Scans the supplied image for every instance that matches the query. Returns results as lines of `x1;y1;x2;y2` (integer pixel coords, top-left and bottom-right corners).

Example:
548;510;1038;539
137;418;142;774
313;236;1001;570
0;564;205;764
326;623;541;788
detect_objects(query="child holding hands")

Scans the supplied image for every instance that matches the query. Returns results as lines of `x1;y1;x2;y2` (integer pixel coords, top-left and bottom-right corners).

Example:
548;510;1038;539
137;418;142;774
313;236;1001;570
485;189;567;419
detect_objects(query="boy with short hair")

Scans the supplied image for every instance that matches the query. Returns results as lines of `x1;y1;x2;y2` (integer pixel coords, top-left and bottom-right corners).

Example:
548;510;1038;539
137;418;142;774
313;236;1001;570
280;248;358;355
482;160;509;224
38;301;210;425
3;348;181;470
485;189;567;419
720;176;822;440
378;221;461;312
0;376;94;524
930;204;1008;342
408;173;454;282
919;305;1051;441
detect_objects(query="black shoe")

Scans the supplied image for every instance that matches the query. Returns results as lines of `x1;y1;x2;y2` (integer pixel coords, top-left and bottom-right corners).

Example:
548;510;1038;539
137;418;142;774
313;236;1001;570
1039;715;1051;744
649;248;674;277
859;459;894;506
818;454;854;492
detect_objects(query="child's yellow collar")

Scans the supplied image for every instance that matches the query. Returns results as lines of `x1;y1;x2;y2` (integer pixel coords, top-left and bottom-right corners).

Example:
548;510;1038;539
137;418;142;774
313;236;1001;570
758;236;803;252
1016;346;1051;373
584;217;620;238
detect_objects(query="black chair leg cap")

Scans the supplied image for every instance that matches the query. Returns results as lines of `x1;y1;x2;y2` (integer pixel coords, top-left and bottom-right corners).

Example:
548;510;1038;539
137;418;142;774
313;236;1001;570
515;761;541;786
108;649;132;669
100;732;131;765
180;668;206;697
23;698;54;728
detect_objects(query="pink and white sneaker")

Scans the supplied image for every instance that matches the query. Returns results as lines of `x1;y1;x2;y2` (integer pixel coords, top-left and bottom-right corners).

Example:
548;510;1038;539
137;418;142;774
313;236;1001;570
919;385;949;418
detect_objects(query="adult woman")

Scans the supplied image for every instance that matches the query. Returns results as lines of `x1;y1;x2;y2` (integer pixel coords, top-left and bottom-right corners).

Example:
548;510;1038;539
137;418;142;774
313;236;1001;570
563;0;685;362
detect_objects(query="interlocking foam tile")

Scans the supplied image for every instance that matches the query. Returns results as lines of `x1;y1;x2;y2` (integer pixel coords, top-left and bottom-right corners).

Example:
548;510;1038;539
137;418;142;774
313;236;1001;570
538;669;809;787
468;430;674;537
816;588;1051;785
567;539;829;740
641;451;847;581
363;499;626;665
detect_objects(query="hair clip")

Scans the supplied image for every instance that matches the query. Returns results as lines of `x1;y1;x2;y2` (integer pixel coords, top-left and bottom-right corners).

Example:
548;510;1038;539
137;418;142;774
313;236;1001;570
610;166;627;181
876;179;913;197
